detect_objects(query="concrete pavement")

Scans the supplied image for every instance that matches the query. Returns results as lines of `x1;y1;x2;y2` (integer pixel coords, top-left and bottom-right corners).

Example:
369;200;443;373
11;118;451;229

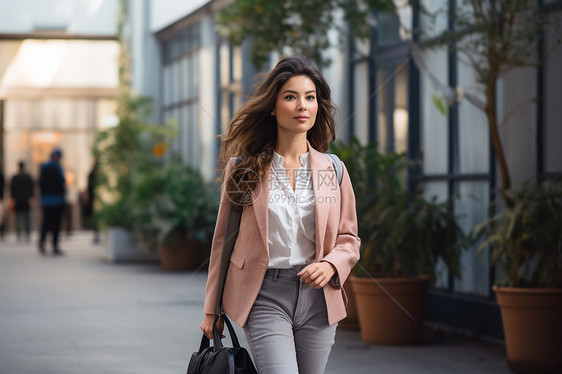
0;231;511;374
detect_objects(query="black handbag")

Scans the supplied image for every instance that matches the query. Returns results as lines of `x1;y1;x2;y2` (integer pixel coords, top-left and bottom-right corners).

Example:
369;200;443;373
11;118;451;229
187;313;257;374
187;157;258;374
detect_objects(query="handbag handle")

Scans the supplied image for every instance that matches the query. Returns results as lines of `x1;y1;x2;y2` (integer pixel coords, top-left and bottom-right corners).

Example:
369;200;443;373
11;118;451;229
197;313;241;352
212;313;242;350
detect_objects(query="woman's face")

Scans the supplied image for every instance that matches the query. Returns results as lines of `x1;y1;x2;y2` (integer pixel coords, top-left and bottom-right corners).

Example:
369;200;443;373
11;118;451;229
272;75;318;136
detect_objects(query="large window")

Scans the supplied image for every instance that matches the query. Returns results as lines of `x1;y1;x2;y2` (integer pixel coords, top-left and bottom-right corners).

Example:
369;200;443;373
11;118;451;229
417;1;492;297
350;4;411;149
161;24;200;166
543;10;562;177
420;48;448;174
352;57;369;144
344;0;561;338
217;40;243;135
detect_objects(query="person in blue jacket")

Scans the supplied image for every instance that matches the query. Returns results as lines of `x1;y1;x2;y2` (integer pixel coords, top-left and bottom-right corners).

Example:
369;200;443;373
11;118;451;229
38;149;66;256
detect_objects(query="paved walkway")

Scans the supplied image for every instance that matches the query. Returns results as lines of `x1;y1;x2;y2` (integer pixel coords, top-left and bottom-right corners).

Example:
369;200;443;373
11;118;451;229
0;232;511;374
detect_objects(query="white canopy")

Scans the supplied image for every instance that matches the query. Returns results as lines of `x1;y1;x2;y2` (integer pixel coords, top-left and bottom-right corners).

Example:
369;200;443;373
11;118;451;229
0;39;119;97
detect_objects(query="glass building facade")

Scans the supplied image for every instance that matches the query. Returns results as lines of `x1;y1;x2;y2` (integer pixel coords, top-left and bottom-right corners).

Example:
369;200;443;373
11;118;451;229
161;25;201;165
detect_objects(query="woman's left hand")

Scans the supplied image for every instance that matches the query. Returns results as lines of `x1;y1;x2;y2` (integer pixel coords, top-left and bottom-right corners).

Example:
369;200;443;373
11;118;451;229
297;261;337;289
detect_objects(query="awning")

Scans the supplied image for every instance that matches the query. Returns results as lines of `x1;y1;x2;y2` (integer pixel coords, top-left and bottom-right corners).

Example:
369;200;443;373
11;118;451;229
0;39;119;98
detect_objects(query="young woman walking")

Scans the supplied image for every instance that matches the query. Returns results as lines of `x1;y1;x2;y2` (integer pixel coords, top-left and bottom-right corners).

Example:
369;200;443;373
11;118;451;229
200;55;360;374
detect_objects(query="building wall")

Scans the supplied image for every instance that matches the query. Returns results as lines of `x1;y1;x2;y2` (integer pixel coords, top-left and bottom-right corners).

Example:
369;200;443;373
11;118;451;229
198;14;218;180
129;0;161;123
150;0;210;32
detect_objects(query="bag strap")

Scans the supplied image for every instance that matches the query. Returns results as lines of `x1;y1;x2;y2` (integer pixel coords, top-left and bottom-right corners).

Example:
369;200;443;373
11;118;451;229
212;313;241;349
324;153;343;185
213;157;243;317
198;313;242;352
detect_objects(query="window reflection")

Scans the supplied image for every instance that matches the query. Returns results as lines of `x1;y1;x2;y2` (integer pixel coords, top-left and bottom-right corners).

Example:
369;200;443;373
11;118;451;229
393;108;408;153
218;41;243;132
377;68;388;152
377;63;408;154
394;63;408;153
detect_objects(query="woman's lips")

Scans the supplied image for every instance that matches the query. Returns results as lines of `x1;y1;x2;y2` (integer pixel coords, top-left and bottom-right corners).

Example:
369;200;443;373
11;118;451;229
295;116;309;122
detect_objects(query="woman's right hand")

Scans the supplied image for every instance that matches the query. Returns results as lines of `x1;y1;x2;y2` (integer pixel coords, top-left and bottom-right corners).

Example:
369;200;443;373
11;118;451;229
200;313;224;340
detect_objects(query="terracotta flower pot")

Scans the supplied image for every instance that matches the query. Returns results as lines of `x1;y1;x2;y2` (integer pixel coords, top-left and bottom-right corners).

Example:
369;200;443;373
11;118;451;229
338;280;359;330
494;286;562;374
350;275;429;345
158;230;204;271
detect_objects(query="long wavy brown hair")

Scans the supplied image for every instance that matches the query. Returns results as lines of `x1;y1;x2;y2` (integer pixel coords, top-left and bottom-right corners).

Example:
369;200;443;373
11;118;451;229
218;55;337;210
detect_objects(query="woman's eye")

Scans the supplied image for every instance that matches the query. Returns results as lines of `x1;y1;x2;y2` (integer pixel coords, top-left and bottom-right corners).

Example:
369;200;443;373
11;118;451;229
307;95;316;100
285;95;296;100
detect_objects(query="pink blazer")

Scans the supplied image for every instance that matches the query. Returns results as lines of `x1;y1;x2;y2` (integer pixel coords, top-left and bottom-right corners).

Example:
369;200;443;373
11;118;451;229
204;141;361;327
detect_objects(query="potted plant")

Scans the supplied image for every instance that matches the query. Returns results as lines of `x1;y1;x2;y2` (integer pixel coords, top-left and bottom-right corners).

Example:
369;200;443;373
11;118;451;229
94;197;151;263
129;166;166;255
473;182;562;374
144;162;218;271
92;95;175;263
332;137;466;345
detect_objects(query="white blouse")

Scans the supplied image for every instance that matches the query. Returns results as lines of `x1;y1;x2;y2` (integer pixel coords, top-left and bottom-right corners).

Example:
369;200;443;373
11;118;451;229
267;151;316;268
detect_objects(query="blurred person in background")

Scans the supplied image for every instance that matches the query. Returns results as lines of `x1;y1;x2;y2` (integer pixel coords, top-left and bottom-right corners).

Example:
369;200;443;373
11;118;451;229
10;161;34;243
81;160;99;244
38;149;66;256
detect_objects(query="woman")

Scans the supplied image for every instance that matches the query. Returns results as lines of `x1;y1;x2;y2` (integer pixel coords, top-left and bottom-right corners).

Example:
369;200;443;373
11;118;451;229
200;55;360;374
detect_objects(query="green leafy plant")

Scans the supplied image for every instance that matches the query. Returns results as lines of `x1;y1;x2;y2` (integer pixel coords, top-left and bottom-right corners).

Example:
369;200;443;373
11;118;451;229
331;137;466;281
361;192;466;280
92;96;176;232
127;165;167;251
130;161;219;252
154;163;219;249
473;182;562;288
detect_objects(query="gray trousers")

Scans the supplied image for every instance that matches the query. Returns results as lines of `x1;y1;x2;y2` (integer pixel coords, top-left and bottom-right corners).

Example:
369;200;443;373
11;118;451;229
243;267;337;374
